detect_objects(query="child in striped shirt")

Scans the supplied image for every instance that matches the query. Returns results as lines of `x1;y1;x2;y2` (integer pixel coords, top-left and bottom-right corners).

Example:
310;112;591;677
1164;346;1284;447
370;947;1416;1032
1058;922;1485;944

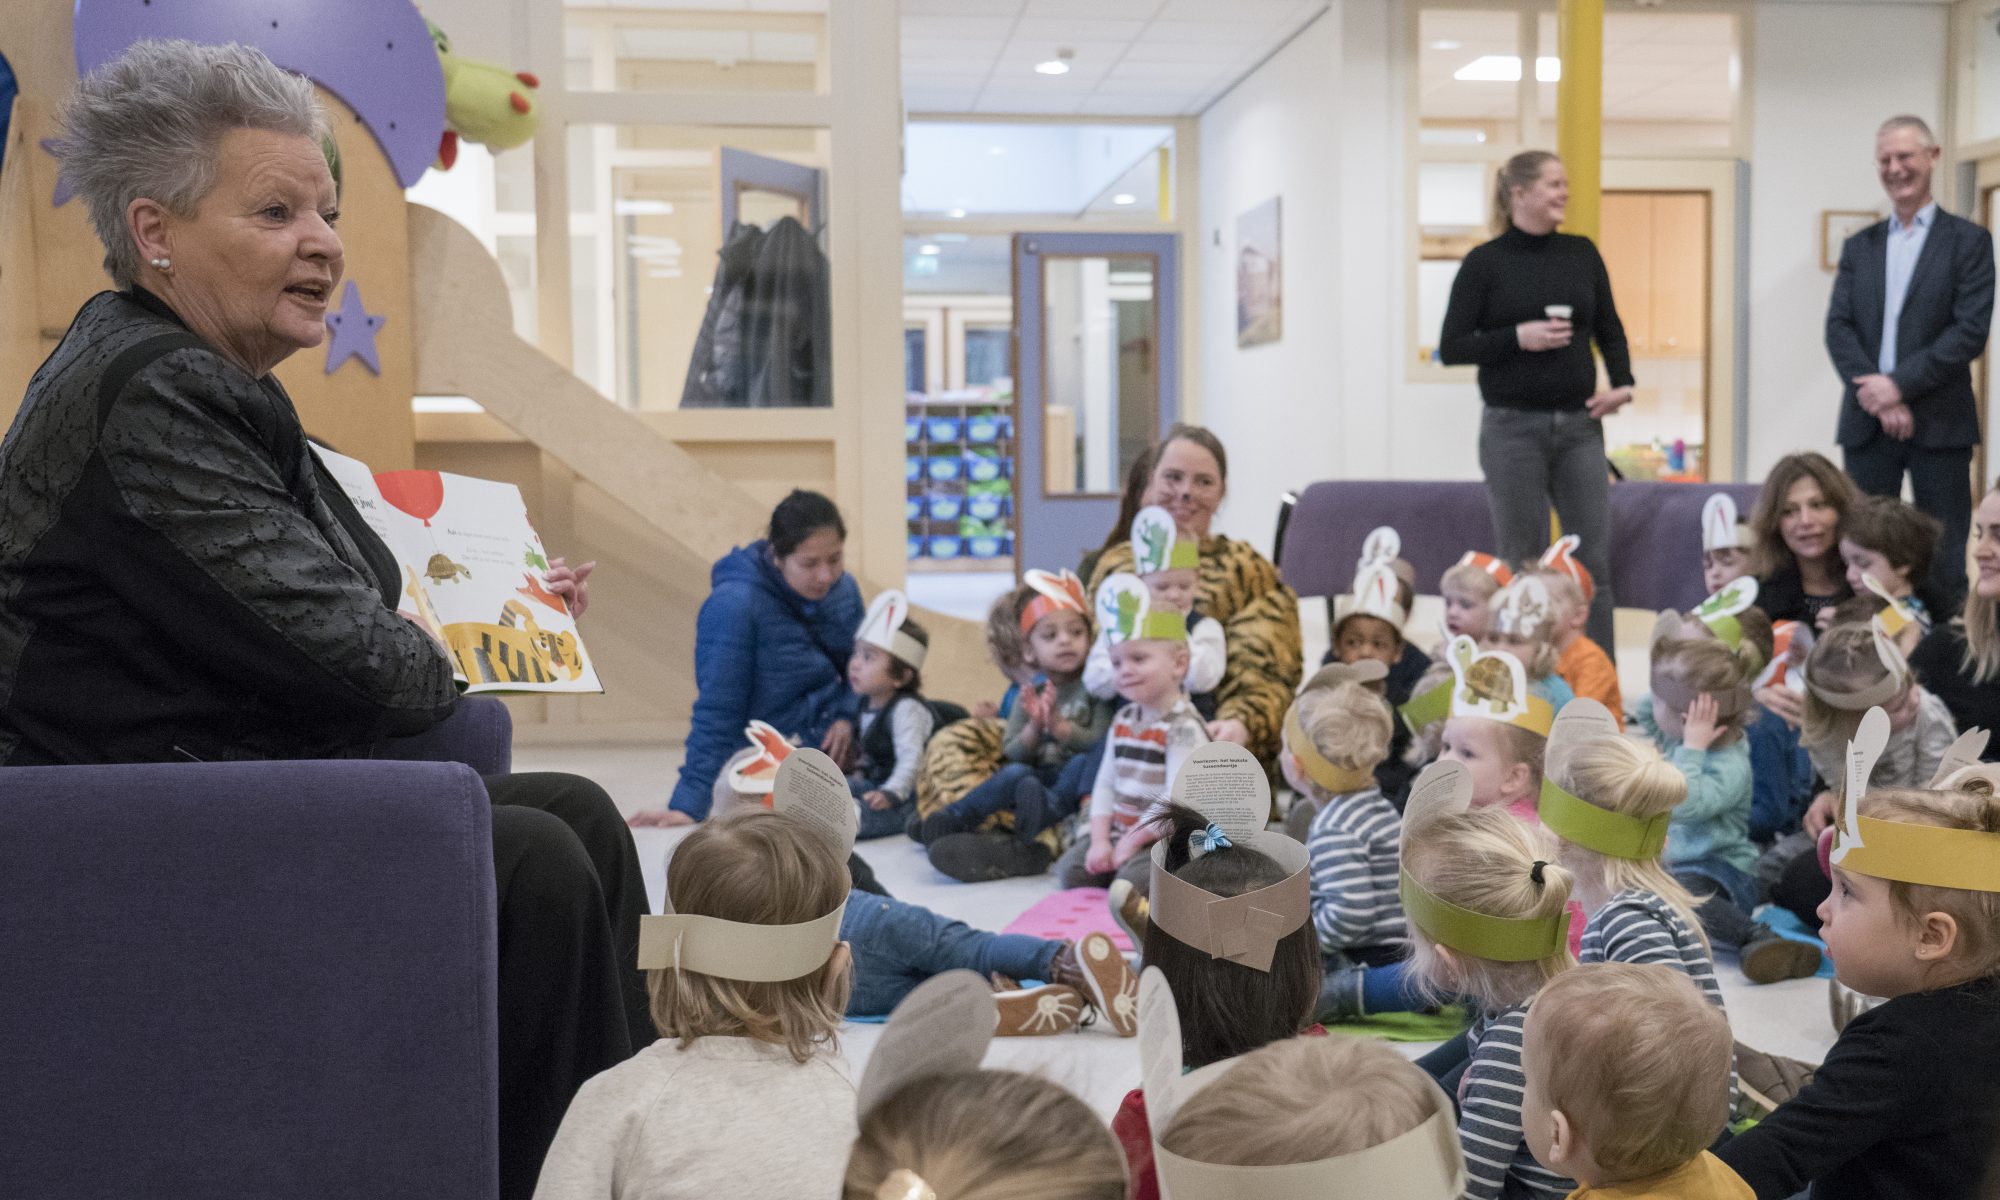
1056;573;1208;890
1403;783;1578;1200
1281;675;1422;1022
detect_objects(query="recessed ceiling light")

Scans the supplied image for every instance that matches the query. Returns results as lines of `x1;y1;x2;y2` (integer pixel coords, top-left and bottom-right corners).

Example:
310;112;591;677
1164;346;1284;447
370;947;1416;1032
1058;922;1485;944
1429;39;1462;50
1454;55;1560;82
919;244;941;255
1112;193;1137;205
988;145;1007;155
1035;48;1075;76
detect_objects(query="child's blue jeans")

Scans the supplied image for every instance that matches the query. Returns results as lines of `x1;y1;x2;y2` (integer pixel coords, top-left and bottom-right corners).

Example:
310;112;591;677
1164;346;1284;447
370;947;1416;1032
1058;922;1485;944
850;777;914;841
840;890;1061;1017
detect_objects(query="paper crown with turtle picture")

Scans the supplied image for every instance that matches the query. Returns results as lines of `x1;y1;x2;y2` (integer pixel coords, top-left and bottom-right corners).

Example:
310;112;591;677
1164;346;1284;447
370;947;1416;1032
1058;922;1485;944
1399;636;1554;736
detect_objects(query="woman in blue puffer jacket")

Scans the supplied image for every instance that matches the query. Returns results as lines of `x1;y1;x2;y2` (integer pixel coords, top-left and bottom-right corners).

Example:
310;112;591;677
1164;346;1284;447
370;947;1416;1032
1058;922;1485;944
635;490;863;824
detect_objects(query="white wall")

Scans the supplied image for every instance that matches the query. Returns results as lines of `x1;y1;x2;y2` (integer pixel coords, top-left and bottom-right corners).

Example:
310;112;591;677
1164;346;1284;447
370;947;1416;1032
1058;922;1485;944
1744;0;1950;480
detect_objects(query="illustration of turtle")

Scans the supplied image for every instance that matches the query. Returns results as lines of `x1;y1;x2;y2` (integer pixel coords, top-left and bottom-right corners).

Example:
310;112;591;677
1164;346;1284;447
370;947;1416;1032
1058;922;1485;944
524;547;548;571
425;553;472;584
1462;654;1520;712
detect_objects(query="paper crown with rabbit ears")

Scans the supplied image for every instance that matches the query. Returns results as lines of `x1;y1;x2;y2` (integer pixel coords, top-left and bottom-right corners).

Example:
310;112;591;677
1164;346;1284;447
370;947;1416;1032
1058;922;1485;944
1453;551;1515;589
1400;636;1554;737
1492;576;1559;642
1397;760;1572;961
1861;573;1922;644
1823;714;2000;893
859;589;927;670
1336;564;1410;631
1538;535;1594;603
1098;572;1187;645
1805;621;1912;712
1018;568;1089;638
639;747;857;982
1139;965;1466;1200
1148;743;1312;974
1702;493;1755;554
1537;698;1673;860
1133;505;1201;577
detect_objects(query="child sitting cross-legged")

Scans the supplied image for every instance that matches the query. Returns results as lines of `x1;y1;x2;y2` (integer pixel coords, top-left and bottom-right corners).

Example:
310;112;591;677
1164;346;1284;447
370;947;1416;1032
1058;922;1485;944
845;590;935;840
1719;759;2000;1200
1110;746;1326;1200
843;974;1127;1200
916;569;1112;879
1401;759;1579;1200
1523;963;1750;1199
1279;671;1429;1021
1058;572;1210;891
1148;972;1466;1198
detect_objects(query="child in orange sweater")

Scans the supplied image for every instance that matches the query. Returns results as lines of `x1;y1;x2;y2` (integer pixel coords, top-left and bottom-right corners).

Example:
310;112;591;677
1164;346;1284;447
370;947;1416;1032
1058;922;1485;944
1530;560;1623;727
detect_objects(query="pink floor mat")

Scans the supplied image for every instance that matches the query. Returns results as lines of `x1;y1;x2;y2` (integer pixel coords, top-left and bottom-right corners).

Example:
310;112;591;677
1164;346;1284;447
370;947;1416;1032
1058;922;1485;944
1001;887;1131;953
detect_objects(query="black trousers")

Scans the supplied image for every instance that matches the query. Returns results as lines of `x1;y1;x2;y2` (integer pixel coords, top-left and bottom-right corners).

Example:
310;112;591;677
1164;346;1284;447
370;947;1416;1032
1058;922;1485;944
1844;438;1974;605
483;772;652;1200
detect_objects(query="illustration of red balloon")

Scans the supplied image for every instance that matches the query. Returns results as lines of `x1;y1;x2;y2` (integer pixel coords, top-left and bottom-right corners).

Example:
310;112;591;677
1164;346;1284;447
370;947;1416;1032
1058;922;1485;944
377;470;446;526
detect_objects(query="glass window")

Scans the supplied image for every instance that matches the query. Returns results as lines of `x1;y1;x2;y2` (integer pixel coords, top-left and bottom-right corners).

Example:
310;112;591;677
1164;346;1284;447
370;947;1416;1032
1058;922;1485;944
904;328;927;394
568;124;829;409
902;122;1174;220
1419;9;1526;146
964;327;1010;390
1539;10;1740;155
1040;255;1156;495
563;6;827;95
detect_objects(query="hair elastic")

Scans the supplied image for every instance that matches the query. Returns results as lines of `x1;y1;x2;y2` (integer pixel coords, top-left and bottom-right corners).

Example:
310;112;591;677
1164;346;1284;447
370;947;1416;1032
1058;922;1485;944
1189;822;1234;859
1530;860;1547;886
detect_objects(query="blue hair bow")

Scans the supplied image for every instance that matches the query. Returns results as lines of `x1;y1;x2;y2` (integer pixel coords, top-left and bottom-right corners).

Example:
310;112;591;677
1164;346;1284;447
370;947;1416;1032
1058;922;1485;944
1189;821;1234;859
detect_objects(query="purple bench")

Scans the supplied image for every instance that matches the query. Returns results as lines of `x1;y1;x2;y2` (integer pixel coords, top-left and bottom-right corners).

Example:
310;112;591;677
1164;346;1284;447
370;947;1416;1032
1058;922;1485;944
1279;479;1765;615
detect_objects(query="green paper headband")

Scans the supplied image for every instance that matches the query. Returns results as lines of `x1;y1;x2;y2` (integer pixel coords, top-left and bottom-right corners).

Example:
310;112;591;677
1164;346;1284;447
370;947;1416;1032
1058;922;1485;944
1399;682;1452;733
1538;778;1671;860
1399;870;1572;963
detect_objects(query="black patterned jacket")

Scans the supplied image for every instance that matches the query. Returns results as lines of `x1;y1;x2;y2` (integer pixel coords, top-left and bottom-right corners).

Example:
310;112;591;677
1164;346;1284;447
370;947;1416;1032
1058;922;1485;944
0;289;458;765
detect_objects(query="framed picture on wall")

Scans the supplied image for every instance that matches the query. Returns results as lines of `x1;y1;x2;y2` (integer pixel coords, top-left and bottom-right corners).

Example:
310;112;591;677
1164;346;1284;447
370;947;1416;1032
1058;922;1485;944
1237;197;1282;348
1820;209;1881;272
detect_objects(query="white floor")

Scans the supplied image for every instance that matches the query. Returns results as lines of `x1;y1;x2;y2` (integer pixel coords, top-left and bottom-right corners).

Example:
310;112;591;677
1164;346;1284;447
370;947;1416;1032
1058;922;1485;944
520;740;1840;1119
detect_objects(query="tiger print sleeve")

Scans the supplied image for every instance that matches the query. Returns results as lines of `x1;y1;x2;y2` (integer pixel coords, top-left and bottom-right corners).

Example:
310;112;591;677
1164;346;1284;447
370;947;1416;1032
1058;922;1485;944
1208;539;1303;763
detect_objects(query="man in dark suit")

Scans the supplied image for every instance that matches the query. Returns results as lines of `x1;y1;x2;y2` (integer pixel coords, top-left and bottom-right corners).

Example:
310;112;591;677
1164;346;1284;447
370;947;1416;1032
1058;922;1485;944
1827;114;1995;605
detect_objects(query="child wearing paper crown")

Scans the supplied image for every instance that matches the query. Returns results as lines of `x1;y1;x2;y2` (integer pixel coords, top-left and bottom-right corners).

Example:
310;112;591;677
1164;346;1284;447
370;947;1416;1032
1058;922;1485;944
1281;673;1428;1021
1400;764;1579;1200
1701;493;1756;600
1410;639;1557;822
844;974;1127;1200
1539;705;1730;1025
1112;750;1325;1200
913;570;1112;872
1152;995;1467;1199
1528;566;1623;725
535;805;858;1200
1718;758;2000;1200
1058;573;1210;890
846;591;937;840
1633;634;1821;983
1442;551;1514;645
1328;527;1434;698
1838;494;1950;635
1485;576;1578;712
1522;964;1750;1200
1087;506;1226;718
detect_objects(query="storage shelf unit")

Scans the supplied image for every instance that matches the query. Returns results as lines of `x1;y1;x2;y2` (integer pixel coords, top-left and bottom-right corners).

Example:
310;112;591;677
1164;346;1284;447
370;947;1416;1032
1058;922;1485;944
906;388;1014;571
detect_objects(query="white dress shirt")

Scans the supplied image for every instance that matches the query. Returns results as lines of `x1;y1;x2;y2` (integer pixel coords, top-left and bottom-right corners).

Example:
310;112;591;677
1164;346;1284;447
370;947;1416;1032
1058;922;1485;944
1879;200;1937;375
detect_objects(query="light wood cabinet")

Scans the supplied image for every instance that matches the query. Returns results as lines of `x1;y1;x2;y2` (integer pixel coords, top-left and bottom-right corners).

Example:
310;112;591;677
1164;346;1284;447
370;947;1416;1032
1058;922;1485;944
1598;192;1708;359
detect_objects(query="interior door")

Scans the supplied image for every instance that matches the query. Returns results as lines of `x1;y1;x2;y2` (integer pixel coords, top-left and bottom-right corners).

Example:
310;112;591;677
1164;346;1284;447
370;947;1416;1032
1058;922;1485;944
1012;231;1180;577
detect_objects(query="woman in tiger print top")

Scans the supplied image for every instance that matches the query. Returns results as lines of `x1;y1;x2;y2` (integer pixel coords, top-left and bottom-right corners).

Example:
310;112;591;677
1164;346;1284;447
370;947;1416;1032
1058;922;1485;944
917;426;1303;818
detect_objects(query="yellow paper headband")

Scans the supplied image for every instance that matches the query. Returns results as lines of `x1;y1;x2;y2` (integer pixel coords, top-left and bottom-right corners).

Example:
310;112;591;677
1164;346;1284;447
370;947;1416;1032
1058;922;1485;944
1830;717;2000;893
1284;705;1379;795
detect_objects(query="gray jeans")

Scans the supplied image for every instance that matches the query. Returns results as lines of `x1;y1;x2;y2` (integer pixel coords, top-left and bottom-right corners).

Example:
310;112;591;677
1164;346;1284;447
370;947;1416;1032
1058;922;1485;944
1478;405;1615;654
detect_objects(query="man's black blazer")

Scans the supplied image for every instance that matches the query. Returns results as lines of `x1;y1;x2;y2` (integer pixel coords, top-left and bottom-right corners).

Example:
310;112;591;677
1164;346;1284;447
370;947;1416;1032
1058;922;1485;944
1826;207;1995;450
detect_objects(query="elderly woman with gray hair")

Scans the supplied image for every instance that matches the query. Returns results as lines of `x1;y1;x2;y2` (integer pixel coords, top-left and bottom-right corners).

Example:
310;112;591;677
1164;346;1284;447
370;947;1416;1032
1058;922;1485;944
0;40;645;1198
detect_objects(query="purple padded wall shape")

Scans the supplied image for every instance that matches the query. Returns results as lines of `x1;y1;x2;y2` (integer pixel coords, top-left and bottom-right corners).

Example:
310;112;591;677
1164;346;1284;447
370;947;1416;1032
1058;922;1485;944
74;0;446;187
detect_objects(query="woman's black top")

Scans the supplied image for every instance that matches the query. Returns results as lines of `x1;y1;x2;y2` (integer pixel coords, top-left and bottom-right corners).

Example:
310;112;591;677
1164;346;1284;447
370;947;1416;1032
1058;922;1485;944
1438;224;1634;410
1910;624;2000;758
1757;565;1853;626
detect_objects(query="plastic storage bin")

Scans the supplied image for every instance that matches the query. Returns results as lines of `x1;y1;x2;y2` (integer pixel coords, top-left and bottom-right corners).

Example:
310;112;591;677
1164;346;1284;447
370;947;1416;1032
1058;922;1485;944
928;456;963;482
964;455;1006;483
904;416;922;442
966;533;1009;559
927;495;963;522
965;494;1006;522
904;497;922;522
905;456;922;483
926;416;961;442
965;414;1007;443
927;535;963;560
907;535;924;560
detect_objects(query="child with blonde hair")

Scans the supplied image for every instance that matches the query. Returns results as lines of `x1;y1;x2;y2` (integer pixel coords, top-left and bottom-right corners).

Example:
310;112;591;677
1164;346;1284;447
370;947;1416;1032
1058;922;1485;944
1720;764;2000;1199
536;806;858;1200
1485;577;1578;711
1401;762;1579;1200
1441;551;1514;645
1529;567;1623;723
1416;641;1556;822
1523;964;1747;1198
1281;674;1425;1020
1634;635;1818;982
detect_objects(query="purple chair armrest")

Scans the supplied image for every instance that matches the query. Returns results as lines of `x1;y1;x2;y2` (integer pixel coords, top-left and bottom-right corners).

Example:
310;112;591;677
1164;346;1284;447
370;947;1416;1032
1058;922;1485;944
0;761;500;1200
377;696;513;776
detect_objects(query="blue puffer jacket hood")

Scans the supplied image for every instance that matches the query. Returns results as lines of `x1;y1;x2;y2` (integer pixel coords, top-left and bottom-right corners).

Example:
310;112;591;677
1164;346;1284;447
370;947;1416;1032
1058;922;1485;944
669;539;863;816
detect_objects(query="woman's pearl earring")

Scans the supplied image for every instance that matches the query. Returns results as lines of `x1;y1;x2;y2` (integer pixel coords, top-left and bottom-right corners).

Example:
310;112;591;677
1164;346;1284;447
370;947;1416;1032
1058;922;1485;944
149;257;171;271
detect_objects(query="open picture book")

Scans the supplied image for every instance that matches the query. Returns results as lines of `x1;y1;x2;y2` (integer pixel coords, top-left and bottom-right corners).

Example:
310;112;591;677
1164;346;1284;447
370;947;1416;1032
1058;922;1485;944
316;448;603;696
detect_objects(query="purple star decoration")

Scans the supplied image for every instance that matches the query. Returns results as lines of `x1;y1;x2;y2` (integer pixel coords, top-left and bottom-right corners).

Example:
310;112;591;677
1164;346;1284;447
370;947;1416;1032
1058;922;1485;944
324;281;386;375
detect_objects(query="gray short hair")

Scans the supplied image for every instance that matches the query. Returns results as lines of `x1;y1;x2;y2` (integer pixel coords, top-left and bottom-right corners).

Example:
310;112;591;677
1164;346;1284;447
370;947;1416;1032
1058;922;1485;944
1878;114;1937;149
56;39;327;289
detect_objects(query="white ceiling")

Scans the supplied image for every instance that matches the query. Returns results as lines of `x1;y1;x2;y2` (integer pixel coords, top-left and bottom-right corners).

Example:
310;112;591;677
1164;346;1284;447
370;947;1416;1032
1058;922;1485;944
1419;11;1739;124
901;0;1331;117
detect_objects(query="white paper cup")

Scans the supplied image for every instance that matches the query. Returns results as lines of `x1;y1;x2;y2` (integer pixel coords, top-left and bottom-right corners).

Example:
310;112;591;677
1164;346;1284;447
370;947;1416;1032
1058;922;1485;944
1545;305;1573;321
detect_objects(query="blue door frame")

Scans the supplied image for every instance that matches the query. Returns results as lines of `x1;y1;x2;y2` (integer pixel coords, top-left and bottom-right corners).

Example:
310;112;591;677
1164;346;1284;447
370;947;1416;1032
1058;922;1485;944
1012;231;1180;579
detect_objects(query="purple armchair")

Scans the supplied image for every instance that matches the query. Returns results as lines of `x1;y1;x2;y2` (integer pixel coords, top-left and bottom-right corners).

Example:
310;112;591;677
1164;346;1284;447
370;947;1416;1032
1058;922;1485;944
0;702;512;1199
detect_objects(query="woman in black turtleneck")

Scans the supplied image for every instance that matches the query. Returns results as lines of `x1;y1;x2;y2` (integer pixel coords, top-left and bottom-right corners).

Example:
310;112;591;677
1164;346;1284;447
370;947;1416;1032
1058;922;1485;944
1439;150;1633;655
